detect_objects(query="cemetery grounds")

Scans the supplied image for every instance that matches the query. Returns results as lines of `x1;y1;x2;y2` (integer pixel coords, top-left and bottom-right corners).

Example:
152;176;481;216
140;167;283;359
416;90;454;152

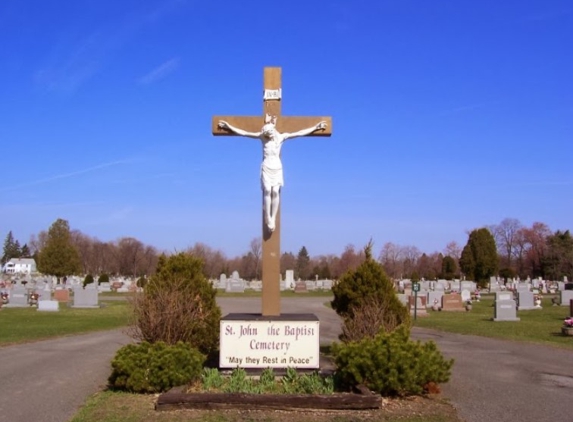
2;292;571;421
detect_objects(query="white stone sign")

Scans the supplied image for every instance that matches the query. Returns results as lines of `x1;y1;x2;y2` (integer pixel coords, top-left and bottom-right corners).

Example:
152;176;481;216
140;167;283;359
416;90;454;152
219;319;319;369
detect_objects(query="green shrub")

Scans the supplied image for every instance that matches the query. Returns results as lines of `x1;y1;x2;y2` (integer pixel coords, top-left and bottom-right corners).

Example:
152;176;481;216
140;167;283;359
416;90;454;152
98;273;109;285
130;253;222;355
332;242;409;341
108;341;205;393
83;274;94;288
332;326;453;396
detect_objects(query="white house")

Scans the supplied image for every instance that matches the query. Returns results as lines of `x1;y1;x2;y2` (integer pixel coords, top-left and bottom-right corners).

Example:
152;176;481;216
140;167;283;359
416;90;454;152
2;258;37;274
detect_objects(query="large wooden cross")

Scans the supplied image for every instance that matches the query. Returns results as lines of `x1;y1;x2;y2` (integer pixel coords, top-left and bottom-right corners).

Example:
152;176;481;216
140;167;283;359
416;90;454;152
212;67;332;316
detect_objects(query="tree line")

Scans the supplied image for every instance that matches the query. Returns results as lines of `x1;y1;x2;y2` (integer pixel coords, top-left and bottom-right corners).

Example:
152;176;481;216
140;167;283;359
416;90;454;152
2;217;572;284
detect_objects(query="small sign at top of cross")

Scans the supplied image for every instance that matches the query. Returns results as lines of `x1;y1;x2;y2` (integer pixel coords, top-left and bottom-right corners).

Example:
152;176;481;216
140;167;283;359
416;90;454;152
212;67;332;316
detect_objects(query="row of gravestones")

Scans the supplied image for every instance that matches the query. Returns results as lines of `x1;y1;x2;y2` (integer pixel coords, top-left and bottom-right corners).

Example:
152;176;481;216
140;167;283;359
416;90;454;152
216;270;334;293
399;279;478;293
398;289;573;321
1;285;99;311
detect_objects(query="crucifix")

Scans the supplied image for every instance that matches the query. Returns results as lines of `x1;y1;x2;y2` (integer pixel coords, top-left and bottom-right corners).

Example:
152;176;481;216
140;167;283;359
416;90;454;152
212;67;332;316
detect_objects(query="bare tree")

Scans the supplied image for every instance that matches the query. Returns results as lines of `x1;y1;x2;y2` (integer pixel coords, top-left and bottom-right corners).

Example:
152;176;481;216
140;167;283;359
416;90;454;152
523;222;552;277
249;237;262;280
379;242;403;279
491;218;523;269
444;241;462;261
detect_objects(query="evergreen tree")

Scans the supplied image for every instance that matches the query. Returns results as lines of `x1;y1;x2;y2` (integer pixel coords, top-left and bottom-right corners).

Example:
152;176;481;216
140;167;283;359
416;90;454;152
295;246;310;280
441;256;457;280
543;230;573;280
20;244;31;258
459;228;498;287
2;231;21;264
37;219;81;281
331;242;409;338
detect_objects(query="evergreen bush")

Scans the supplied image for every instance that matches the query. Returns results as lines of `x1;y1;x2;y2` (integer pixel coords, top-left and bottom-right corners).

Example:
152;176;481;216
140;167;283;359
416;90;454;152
332;242;409;341
83;274;94;288
332;326;453;396
108;341;205;393
129;253;222;355
98;273;109;285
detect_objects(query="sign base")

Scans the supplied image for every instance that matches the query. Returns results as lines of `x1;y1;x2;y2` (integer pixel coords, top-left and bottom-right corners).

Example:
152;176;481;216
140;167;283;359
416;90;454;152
220;313;320;369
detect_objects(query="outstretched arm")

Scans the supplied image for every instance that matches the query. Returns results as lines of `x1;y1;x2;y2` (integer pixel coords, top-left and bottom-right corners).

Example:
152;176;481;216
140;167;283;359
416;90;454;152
218;121;261;138
283;121;327;140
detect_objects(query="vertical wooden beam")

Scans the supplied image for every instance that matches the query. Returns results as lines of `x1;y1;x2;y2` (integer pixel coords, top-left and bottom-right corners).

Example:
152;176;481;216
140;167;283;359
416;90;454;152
261;67;282;316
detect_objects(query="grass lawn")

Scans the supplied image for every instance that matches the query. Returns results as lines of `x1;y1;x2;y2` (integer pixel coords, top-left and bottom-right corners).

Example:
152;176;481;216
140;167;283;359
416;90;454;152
0;300;130;346
413;295;573;350
70;390;461;422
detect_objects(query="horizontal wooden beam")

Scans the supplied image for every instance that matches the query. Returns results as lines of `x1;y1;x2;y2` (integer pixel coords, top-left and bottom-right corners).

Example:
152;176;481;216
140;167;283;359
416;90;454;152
156;392;380;411
212;116;332;136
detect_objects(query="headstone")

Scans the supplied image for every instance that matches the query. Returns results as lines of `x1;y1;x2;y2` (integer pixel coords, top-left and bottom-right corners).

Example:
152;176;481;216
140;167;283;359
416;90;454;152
285;270;295;289
98;282;111;293
408;295;427;316
226;271;245;293
294;281;308;293
53;289;70;303
37;300;59;312
322;279;333;290
460;289;472;303
560;290;573;306
218;274;227;289
493;292;520;321
516;283;530;292
427;291;444;309
461;281;476;291
441;293;465;311
37;289;51;301
6;286;28;307
72;287;99;308
450;280;461;291
517;291;536;310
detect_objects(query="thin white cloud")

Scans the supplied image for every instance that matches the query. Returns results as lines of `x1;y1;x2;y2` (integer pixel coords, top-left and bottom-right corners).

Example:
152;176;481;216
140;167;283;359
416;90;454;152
34;1;187;93
0;159;133;193
138;58;180;85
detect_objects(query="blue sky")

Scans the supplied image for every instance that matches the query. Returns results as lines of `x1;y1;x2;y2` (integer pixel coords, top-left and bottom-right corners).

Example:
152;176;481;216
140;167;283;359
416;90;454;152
1;0;571;258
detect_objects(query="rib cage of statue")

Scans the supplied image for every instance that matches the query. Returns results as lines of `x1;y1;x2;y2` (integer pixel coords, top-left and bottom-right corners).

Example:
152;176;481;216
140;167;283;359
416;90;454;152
217;114;327;233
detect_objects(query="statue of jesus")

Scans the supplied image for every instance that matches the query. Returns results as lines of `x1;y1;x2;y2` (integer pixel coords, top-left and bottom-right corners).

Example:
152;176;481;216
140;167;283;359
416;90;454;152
218;115;327;232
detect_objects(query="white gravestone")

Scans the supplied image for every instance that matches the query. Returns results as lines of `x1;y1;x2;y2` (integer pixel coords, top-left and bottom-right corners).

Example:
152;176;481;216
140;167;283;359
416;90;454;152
37;300;59;312
226;271;245;293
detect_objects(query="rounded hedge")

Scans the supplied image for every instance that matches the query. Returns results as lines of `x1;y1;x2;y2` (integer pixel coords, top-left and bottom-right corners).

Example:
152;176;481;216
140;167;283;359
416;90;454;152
108;341;205;393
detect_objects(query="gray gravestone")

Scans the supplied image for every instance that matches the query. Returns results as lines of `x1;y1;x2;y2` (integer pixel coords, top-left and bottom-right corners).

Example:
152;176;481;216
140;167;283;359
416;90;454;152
72;287;99;308
493;292;520;321
7;286;28;307
517;291;536;310
226;271;245;293
427;291;444;309
560;290;573;306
